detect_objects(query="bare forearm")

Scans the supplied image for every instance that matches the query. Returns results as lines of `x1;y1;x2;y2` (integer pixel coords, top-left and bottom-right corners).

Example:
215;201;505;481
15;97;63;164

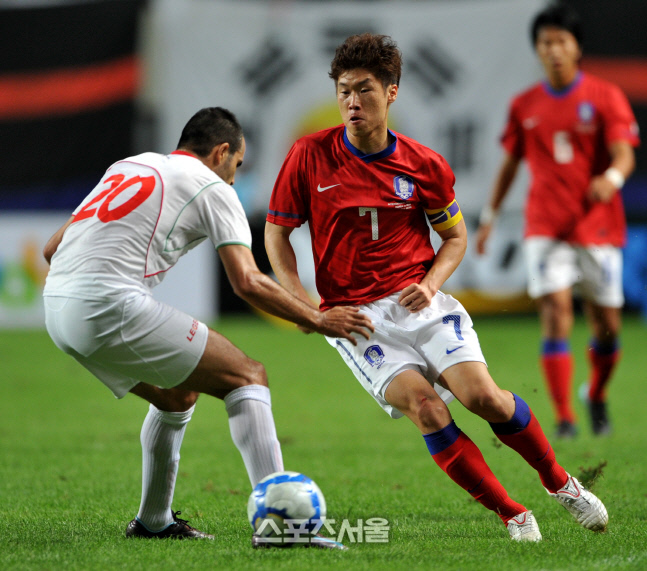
421;234;466;295
219;242;373;344
589;141;636;202
488;155;519;212
265;225;317;308
476;155;519;255
268;251;315;308
234;270;321;328
608;140;635;179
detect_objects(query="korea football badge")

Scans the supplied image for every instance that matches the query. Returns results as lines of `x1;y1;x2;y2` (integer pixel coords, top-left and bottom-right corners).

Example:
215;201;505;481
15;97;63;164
393;175;415;200
577;101;595;123
364;345;385;369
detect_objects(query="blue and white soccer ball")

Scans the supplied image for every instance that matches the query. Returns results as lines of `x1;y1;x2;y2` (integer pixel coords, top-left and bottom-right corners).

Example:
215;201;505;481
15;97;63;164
247;471;326;537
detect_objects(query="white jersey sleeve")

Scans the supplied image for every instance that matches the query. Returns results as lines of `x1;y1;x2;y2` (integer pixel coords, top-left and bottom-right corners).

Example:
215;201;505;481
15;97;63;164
197;184;252;251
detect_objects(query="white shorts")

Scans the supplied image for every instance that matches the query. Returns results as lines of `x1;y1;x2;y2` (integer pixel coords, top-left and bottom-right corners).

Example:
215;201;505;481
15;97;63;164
326;291;486;419
524;237;624;307
44;293;209;398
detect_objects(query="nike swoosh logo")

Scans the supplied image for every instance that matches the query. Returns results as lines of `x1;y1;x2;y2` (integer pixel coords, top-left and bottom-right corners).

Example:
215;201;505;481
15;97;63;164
317;184;341;192
446;346;465;354
522;117;539;129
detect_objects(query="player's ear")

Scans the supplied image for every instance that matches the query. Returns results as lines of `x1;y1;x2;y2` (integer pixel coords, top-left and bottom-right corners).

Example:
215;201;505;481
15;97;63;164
387;84;398;104
209;142;230;167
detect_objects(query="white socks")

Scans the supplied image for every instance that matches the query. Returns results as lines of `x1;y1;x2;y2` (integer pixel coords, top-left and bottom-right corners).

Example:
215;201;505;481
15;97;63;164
225;385;284;487
136;403;194;531
135;385;282;530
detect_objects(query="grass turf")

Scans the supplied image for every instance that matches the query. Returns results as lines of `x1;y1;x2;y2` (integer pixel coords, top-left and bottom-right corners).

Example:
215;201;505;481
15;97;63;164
1;313;646;570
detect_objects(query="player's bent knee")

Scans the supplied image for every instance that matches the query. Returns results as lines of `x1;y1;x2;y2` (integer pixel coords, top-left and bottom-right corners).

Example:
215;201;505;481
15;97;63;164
415;394;450;433
130;383;199;412
465;387;511;420
167;389;200;412
237;358;269;388
154;388;199;412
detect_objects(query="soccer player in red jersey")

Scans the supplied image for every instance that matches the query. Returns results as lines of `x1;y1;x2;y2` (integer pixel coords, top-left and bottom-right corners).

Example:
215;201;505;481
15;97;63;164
476;5;639;438
266;32;608;542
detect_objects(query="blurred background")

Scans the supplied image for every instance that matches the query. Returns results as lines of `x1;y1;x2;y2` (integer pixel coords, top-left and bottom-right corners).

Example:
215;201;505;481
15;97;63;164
1;0;645;327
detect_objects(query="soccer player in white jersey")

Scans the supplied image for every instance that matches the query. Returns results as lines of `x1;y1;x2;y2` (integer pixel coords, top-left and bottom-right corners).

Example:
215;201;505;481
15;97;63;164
43;107;373;544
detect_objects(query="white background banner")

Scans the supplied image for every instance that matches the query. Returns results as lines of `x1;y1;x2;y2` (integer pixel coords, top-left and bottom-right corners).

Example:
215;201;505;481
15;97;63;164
147;0;543;215
144;0;545;303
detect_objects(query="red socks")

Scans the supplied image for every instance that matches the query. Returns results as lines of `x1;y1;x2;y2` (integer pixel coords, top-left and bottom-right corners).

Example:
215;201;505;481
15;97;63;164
587;342;620;403
541;339;575;423
493;411;568;493
424;393;572;525
425;422;526;524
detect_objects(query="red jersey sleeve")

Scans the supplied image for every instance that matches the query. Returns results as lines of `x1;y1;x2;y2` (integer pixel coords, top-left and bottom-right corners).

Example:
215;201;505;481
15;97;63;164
417;152;463;232
500;98;525;158
267;140;309;228
417;151;456;207
600;84;640;148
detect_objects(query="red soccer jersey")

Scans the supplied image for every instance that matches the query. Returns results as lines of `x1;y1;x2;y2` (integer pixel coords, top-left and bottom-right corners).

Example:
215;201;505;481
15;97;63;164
501;71;639;246
267;125;461;309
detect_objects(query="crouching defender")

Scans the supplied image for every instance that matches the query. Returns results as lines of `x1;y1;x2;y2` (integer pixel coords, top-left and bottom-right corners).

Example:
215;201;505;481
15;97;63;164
265;33;608;542
43;107;373;546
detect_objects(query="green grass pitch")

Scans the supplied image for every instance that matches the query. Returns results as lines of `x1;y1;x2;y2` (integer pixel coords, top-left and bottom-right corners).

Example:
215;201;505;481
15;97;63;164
1;314;646;570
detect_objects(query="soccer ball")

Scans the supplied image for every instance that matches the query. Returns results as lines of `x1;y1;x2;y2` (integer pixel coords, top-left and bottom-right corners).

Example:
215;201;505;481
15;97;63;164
247;471;326;537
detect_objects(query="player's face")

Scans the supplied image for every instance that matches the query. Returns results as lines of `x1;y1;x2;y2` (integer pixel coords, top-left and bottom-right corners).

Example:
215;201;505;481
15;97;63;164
535;26;581;87
215;137;246;185
336;69;397;143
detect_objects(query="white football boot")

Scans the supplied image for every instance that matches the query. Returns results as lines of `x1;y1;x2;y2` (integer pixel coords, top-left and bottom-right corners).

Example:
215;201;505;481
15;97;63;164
546;473;608;531
507;511;542;542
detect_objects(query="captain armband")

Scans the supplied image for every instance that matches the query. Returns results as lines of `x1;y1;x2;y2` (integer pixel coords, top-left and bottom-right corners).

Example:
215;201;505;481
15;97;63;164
425;199;463;231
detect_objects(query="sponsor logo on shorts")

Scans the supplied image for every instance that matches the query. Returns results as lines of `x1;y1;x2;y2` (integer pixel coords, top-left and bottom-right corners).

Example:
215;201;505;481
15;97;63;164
446;345;464;354
187;319;199;342
364;345;385;368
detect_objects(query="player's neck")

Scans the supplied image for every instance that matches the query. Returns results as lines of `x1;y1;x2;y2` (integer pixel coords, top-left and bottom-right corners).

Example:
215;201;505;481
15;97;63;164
346;127;392;155
546;67;580;91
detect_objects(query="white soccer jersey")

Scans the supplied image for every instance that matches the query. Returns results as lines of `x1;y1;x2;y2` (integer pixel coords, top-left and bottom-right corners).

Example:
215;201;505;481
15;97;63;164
44;152;252;300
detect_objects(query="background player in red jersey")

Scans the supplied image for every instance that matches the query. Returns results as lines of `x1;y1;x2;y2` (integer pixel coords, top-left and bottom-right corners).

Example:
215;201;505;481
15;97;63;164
476;4;639;438
265;32;608;542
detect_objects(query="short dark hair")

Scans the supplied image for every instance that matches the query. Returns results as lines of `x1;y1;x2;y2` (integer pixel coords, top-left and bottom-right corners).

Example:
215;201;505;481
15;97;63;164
329;33;402;88
176;107;243;157
531;3;582;47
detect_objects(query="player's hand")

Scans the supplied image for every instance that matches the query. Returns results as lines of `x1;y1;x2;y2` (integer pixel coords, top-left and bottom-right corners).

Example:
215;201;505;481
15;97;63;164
314;306;374;345
588;175;618;203
475;223;492;255
398;282;435;313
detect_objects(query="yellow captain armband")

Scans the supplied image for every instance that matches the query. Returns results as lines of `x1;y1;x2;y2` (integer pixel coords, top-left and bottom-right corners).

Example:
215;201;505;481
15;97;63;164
425;199;463;231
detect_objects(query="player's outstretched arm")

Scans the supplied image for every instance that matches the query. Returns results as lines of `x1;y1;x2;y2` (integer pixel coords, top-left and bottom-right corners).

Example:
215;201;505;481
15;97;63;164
43;215;74;264
475;153;520;255
218;244;373;345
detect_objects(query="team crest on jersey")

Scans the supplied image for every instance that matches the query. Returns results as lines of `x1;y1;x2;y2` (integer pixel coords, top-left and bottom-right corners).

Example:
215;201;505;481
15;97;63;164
578;101;595;123
364;345;385;369
393;175;415;200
